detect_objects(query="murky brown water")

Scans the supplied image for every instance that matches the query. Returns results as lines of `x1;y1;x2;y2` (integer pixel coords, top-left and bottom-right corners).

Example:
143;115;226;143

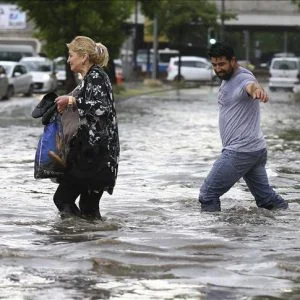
0;87;299;300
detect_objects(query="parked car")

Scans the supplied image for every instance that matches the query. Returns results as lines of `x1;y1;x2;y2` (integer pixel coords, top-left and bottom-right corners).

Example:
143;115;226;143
292;82;300;101
54;56;83;88
20;56;58;93
0;61;33;97
167;56;216;82
54;56;66;87
273;52;296;58
54;56;124;87
0;64;10;100
113;59;124;84
268;57;300;92
137;48;179;74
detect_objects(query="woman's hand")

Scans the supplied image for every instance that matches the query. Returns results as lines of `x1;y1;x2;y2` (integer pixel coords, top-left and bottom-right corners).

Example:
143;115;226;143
55;95;69;114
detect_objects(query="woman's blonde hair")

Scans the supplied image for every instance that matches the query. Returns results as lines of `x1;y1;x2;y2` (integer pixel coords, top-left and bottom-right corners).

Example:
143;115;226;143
67;36;109;67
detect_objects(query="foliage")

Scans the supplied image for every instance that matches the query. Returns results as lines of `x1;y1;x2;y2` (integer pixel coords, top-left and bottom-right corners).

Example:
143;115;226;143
291;0;300;8
9;0;134;59
139;0;225;44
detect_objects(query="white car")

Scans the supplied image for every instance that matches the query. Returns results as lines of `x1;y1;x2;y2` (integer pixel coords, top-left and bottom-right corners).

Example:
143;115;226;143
54;56;81;88
268;57;300;92
20;56;58;93
54;56;66;87
0;61;33;98
167;56;216;82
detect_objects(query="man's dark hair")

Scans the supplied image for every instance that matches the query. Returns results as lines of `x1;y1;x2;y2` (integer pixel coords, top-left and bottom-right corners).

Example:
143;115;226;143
208;42;235;60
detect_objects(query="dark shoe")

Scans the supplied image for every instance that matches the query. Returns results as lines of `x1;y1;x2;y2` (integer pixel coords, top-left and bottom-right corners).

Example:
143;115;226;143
80;210;102;221
60;203;81;218
32;92;57;118
200;201;221;212
260;200;288;210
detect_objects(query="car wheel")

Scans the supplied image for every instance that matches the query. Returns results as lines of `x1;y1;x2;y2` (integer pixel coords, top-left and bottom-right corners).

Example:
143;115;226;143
24;84;34;97
3;85;14;100
174;75;185;82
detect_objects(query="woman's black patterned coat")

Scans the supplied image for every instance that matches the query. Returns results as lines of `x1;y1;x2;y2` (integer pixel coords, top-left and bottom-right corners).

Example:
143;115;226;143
67;65;120;194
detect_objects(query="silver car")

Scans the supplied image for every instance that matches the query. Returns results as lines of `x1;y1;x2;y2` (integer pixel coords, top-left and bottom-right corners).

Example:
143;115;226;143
0;61;33;98
20;57;58;93
0;64;10;100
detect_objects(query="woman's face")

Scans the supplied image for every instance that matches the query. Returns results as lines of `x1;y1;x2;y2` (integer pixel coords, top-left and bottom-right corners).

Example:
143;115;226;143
67;50;83;74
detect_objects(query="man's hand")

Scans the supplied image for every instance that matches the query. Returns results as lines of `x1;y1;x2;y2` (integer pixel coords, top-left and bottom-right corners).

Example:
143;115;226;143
253;87;269;103
246;82;269;103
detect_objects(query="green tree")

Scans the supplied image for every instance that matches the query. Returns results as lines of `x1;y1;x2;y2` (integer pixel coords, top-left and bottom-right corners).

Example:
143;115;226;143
9;0;134;90
139;0;226;46
10;0;134;58
291;0;300;8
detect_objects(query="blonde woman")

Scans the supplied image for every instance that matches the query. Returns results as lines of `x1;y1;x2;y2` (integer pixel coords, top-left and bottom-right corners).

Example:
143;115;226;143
54;36;119;219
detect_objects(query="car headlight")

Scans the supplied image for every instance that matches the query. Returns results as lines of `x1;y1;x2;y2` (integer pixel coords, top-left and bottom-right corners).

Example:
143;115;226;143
42;73;51;81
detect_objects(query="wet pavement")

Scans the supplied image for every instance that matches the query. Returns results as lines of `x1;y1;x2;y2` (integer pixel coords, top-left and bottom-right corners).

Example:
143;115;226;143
0;87;299;299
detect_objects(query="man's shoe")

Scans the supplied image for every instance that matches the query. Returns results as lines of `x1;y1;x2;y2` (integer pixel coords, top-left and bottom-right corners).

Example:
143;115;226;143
262;201;288;210
259;197;288;210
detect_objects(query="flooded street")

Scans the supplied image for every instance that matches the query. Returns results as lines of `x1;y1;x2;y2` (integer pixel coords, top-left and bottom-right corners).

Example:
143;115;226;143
0;87;299;300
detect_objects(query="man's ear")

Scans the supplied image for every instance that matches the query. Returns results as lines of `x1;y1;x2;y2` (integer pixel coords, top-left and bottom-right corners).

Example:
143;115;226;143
231;56;238;67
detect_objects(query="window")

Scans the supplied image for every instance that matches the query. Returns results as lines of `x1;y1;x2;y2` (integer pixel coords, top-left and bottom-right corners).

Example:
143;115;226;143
273;60;297;70
195;61;208;68
14;65;26;75
174;60;207;68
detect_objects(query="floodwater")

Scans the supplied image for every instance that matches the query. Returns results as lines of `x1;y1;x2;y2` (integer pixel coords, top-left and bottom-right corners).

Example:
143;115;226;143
0;87;299;300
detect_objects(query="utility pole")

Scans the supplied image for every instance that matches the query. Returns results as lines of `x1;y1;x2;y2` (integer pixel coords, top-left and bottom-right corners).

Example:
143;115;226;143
133;0;138;71
152;14;158;80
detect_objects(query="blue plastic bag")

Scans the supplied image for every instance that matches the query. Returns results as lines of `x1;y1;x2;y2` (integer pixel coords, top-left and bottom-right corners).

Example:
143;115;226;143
34;115;65;179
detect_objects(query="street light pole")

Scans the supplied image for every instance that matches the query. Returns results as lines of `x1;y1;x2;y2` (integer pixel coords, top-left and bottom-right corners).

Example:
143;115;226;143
220;0;225;41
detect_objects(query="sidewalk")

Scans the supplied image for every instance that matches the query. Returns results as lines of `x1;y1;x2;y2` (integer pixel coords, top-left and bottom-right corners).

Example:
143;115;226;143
114;79;175;101
114;79;219;101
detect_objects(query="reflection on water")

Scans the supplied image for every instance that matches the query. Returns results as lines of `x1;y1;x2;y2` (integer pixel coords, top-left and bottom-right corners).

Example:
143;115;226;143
0;90;299;299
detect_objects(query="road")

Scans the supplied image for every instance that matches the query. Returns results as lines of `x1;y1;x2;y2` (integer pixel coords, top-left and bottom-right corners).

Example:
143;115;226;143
0;88;299;299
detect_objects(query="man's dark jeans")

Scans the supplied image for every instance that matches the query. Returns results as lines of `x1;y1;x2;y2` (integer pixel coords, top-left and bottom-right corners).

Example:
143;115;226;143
199;148;288;211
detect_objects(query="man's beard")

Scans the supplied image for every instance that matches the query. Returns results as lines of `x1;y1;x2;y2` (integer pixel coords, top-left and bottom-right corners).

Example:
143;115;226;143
216;69;234;80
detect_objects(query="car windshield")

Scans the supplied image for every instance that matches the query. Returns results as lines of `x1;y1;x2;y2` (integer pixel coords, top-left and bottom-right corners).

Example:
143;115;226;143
23;61;53;72
273;60;297;70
